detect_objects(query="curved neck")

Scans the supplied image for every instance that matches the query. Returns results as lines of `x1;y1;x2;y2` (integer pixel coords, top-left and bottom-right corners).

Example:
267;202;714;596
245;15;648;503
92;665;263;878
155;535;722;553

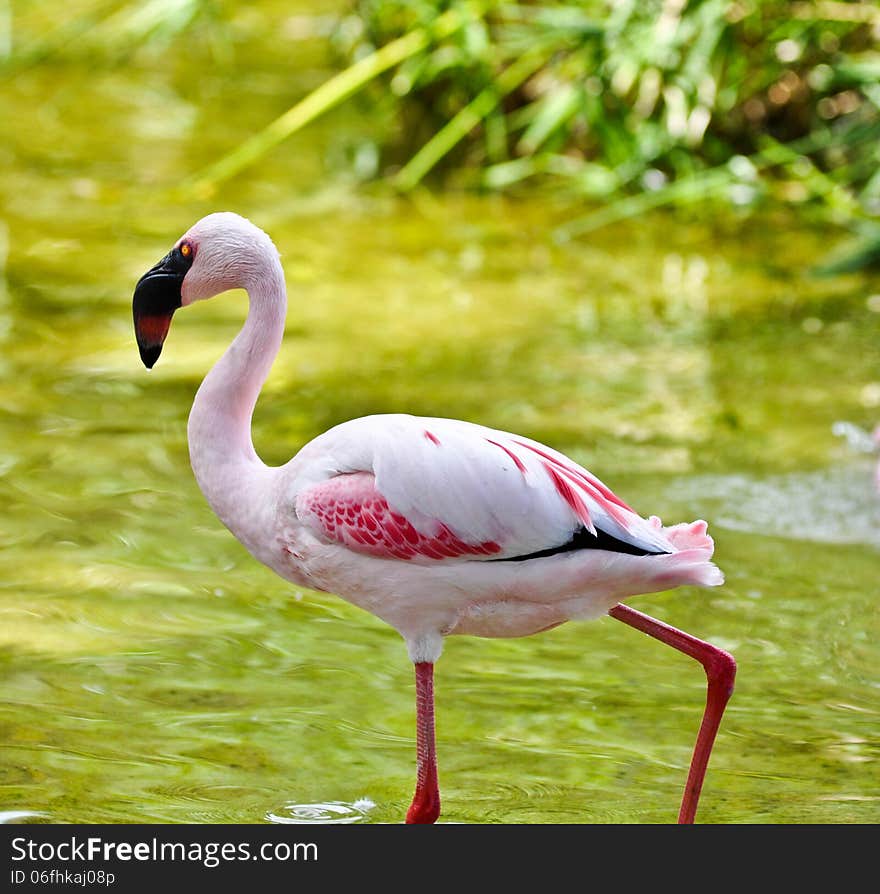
187;258;286;531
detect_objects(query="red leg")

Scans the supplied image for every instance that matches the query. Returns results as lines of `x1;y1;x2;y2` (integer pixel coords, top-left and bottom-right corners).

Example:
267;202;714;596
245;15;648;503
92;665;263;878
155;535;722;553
406;661;441;824
609;603;736;824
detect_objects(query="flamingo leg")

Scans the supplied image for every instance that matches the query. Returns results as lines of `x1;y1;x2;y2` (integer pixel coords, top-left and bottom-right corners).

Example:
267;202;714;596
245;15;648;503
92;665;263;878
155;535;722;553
406;661;441;824
608;603;736;824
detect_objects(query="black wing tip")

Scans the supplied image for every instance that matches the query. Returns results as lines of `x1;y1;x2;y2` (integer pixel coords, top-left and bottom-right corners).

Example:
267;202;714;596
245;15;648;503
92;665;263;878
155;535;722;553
491;526;670;563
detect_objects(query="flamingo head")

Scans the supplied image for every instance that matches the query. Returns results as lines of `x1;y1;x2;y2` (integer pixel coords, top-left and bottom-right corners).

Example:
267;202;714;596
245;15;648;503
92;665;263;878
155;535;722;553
132;212;280;368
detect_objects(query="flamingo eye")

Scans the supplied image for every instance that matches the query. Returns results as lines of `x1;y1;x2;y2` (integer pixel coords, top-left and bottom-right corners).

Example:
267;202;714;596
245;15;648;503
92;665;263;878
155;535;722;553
179;241;193;260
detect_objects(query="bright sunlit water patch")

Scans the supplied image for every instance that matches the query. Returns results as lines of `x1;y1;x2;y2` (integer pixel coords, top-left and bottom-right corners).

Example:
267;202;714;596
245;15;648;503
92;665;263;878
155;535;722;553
669;461;880;548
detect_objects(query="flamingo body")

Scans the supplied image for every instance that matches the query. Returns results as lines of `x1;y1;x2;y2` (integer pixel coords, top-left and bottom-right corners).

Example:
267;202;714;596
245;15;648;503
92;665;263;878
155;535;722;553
133;212;735;823
245;414;721;660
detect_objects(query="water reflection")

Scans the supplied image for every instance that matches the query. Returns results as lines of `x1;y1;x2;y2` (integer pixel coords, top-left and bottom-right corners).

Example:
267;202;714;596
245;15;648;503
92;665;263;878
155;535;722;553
267;799;375;824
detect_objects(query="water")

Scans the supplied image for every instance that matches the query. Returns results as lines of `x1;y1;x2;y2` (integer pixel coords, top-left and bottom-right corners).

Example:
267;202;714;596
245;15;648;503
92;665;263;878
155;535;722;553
0;2;878;825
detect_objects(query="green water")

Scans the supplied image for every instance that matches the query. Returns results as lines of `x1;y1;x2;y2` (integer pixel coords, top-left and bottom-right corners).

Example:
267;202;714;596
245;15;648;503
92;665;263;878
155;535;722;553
1;3;878;825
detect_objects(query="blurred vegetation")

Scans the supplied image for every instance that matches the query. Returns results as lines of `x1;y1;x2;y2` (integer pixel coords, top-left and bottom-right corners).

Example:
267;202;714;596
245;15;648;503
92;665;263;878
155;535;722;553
4;1;879;254
329;1;880;237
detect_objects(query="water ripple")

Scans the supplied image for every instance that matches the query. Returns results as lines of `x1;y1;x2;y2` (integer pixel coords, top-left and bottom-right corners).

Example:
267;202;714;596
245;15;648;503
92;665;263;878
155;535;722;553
266;799;375;824
0;810;46;824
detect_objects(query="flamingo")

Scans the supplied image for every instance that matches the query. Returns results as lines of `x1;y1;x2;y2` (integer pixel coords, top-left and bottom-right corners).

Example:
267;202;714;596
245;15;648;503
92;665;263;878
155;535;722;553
132;212;736;824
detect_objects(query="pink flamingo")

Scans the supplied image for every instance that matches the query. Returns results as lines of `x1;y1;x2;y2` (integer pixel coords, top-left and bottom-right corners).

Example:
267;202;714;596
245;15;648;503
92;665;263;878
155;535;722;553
132;212;736;824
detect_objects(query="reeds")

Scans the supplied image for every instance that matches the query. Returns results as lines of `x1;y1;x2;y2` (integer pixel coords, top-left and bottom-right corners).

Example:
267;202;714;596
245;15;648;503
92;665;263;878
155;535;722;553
7;1;878;241
326;1;879;230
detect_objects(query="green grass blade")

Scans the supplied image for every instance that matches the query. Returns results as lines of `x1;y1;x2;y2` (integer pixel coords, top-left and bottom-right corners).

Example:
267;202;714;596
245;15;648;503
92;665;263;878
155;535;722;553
516;82;581;156
186;7;467;196
393;46;551;191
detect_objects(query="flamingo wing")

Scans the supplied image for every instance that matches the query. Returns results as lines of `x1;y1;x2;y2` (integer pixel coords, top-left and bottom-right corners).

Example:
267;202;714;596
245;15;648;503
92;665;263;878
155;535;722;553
297;471;505;560
293;415;675;562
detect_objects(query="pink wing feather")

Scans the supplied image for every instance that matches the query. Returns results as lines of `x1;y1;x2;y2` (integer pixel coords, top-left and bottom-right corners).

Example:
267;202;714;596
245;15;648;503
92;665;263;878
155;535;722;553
293;415;684;562
298;471;502;561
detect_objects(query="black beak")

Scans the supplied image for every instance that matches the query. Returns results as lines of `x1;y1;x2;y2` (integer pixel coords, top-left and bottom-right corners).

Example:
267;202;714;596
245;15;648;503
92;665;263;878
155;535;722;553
132;248;189;368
